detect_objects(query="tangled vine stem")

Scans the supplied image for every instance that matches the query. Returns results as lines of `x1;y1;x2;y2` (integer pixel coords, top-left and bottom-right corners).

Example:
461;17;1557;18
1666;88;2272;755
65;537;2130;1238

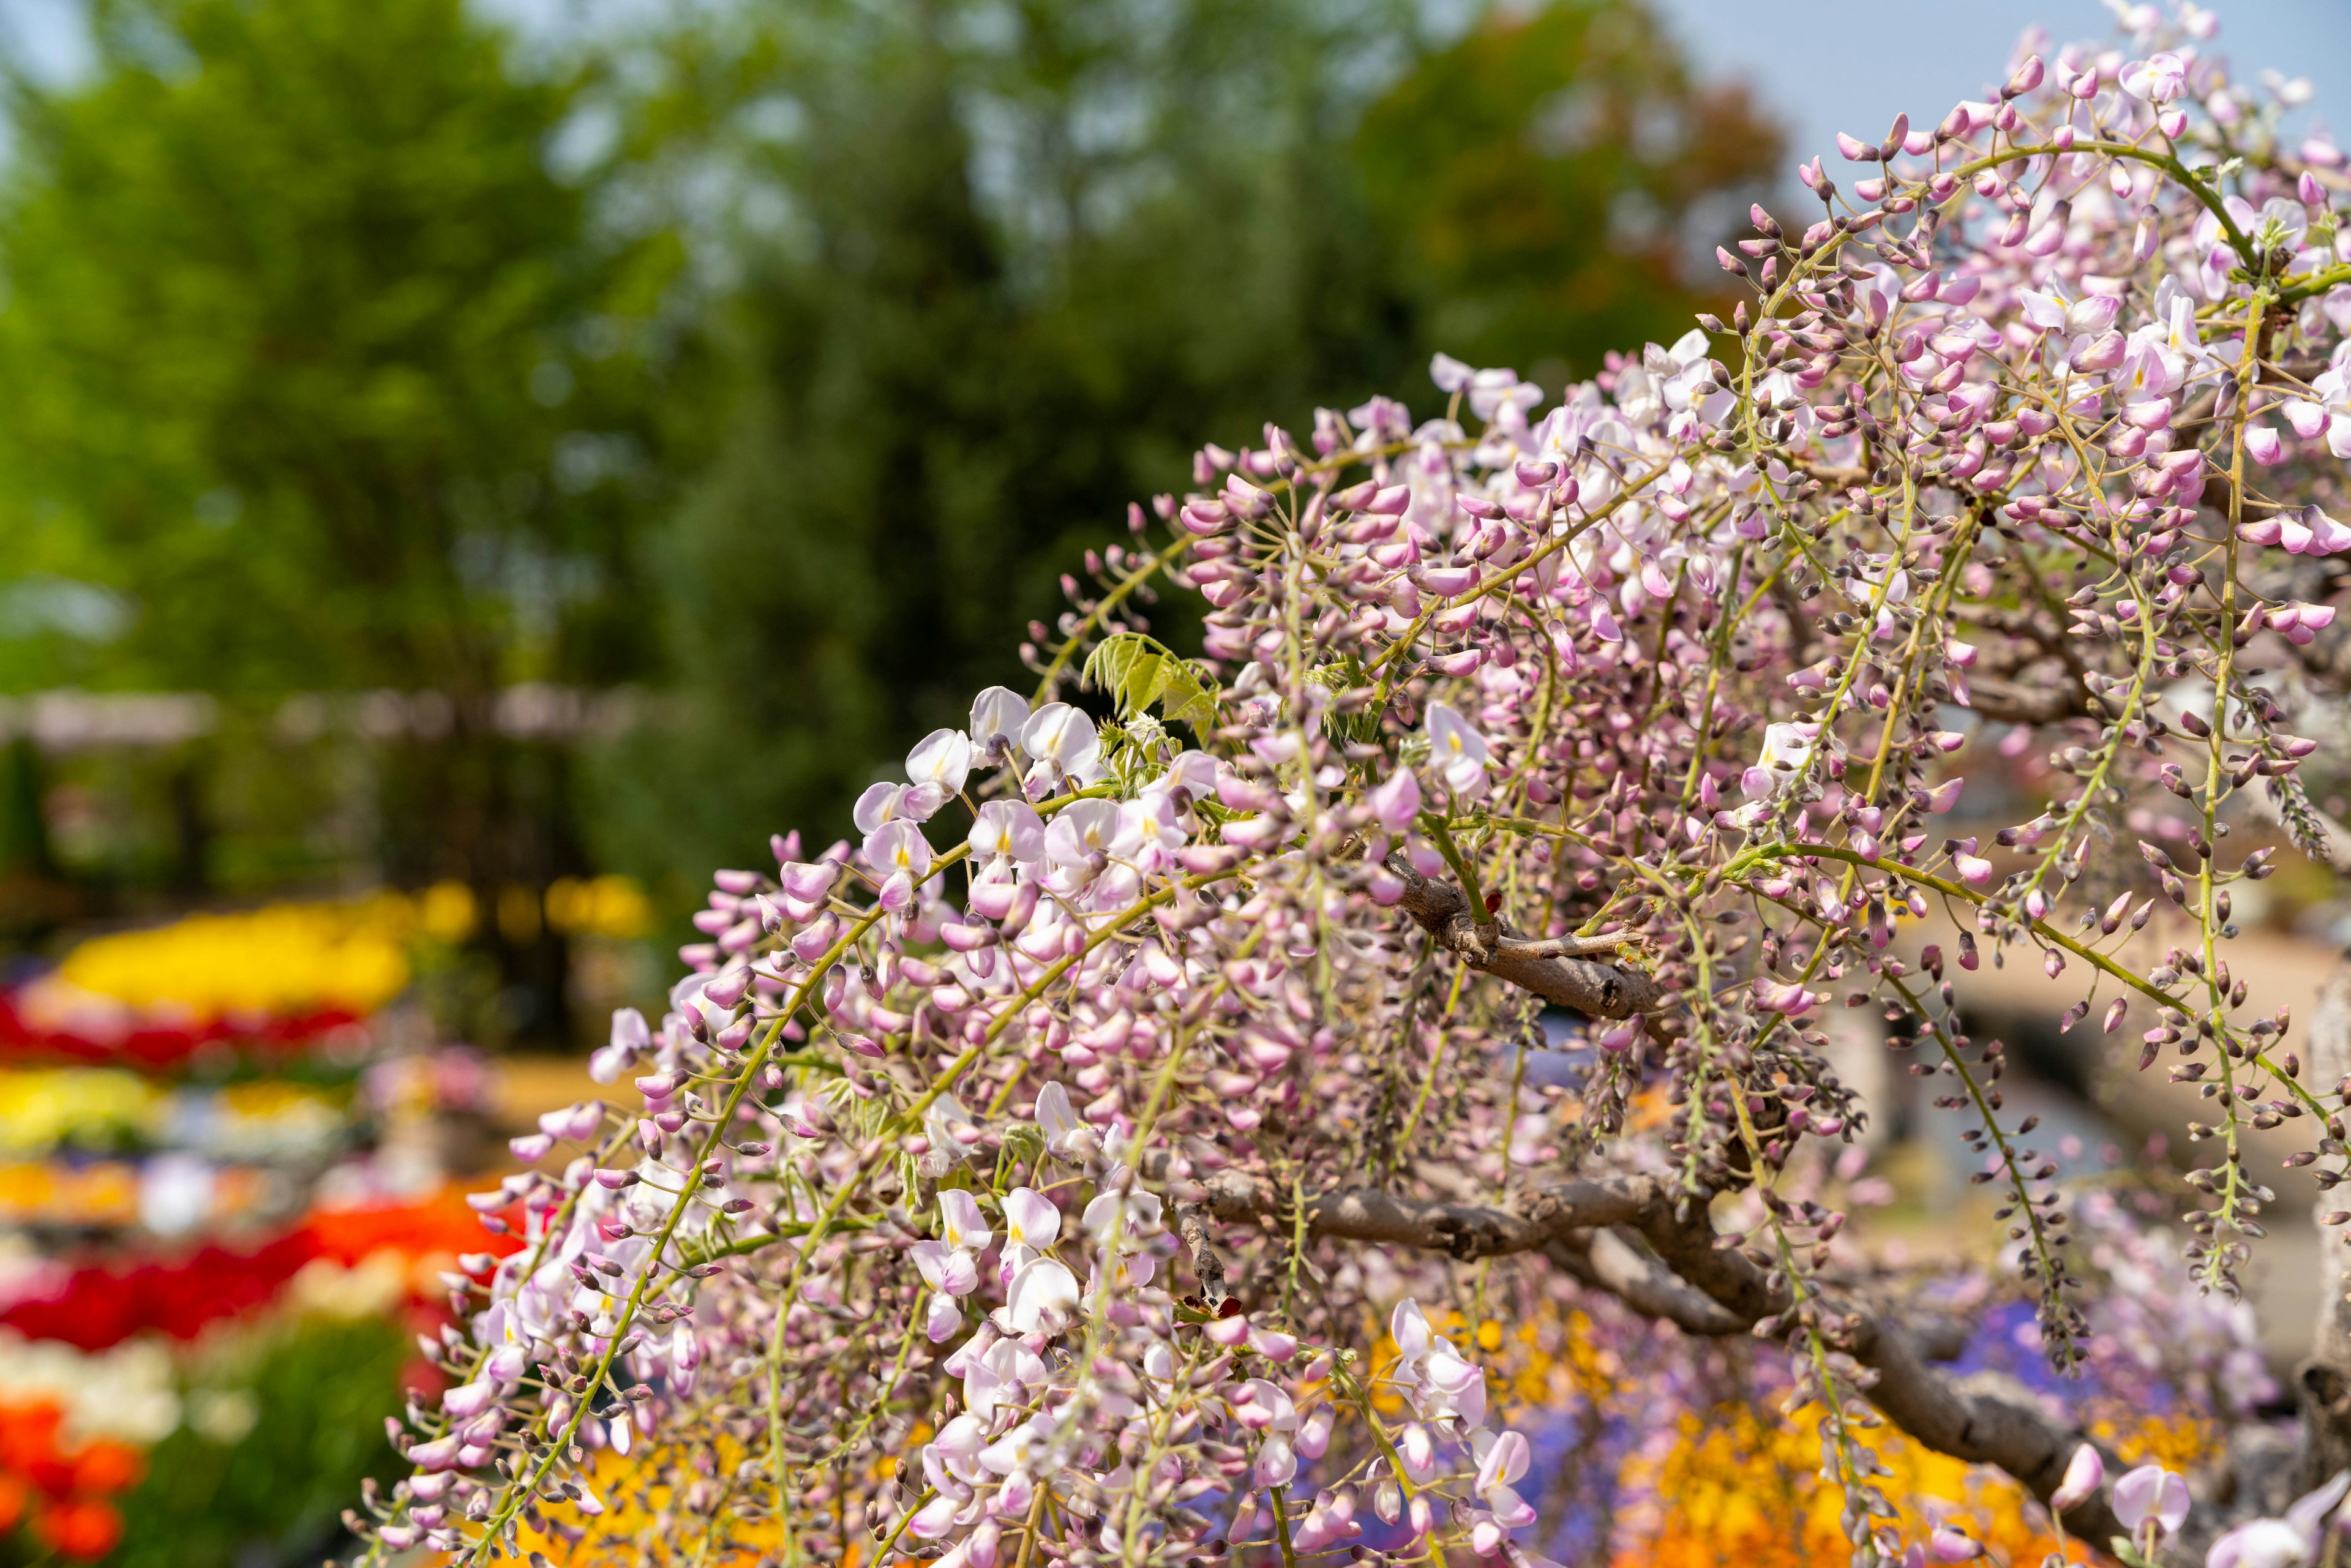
349;12;2351;1568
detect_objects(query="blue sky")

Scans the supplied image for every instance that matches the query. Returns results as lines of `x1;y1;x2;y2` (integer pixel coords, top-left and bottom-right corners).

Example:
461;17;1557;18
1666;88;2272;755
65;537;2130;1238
1651;0;2351;192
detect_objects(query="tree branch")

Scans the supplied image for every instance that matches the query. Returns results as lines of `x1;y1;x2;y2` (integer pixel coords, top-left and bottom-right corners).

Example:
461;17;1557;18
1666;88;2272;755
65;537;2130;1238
1310;836;2133;1541
1383;851;1668;1017
1546;1229;1748;1337
1181;1171;2127;1547
1190;1169;1656;1258
1962;672;2091;726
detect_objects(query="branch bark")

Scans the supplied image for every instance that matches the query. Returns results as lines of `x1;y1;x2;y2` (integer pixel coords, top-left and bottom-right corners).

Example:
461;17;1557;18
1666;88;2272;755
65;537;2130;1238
1383;851;1668;1017
1180;1169;2128;1548
1191;1169;1654;1258
1546;1229;1747;1337
1963;672;2091;725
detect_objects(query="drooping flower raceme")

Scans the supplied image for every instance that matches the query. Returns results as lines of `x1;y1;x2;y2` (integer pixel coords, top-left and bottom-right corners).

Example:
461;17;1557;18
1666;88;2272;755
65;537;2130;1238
348;13;2351;1567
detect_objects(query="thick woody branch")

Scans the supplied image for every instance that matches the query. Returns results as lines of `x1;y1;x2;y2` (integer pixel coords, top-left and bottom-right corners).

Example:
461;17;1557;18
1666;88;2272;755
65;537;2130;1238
1546;1229;1747;1337
1627;1200;2128;1548
1963;673;2091;726
1383;852;1667;1017
1191;1169;1655;1259
1183;1171;2125;1547
1545;1231;1971;1352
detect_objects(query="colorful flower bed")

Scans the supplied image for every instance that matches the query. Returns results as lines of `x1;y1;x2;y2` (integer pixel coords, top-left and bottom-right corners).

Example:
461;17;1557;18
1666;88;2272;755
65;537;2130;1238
0;895;419;1072
0;1068;351;1160
0;881;648;1073
0;895;525;1561
0;1188;520;1562
0;882;653;1561
7;1182;506;1321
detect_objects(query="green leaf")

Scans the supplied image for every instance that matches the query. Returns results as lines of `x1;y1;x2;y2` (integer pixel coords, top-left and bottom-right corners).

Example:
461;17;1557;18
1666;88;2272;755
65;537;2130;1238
1309;656;1380;745
1081;632;1219;733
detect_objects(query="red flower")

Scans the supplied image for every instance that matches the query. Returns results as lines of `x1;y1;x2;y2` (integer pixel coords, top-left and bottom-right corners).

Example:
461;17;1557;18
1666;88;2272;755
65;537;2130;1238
0;989;366;1071
0;1406;73;1494
0;1400;140;1560
0;1232;318;1351
37;1497;122;1559
302;1188;522;1269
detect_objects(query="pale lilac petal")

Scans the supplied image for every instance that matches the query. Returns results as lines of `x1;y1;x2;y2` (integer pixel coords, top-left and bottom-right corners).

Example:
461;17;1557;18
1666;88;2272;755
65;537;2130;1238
1475;1429;1531;1491
2051;1444;2104;1511
907;728;975;793
1005;1256;1080;1334
939;1190;992;1253
1001;1187;1061;1250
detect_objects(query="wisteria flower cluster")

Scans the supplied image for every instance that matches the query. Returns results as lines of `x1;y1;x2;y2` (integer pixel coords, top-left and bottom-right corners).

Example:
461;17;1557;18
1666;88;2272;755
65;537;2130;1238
343;7;2351;1566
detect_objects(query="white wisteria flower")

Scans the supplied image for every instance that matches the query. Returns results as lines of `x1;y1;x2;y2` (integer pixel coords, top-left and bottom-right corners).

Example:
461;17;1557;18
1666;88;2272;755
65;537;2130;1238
1423;702;1491;800
967;798;1046;864
906;727;976;795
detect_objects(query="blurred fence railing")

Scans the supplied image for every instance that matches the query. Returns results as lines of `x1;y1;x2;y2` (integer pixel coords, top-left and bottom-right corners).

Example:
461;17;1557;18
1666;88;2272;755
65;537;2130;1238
0;686;643;751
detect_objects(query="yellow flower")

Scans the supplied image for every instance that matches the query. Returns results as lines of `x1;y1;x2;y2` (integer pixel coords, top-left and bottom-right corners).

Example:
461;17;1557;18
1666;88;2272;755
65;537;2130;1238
545;875;653;940
0;1070;165;1157
47;898;416;1019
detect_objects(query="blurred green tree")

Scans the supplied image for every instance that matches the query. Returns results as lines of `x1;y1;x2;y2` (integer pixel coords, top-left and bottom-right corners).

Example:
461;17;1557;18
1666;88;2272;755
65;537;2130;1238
1357;0;1784;385
0;0;684;1033
591;0;1780;884
0;0;1780;977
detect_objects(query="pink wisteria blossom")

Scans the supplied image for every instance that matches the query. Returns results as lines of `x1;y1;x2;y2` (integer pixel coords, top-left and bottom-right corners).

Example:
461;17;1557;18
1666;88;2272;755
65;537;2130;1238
345;11;2351;1567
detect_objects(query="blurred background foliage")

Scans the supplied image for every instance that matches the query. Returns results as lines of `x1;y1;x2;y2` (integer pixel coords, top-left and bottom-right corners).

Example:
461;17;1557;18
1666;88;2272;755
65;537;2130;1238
0;0;1777;1046
104;1314;407;1568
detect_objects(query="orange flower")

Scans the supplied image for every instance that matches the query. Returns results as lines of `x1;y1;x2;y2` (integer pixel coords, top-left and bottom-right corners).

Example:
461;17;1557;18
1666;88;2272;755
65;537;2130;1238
69;1439;142;1496
0;1404;72;1495
302;1187;523;1270
0;1397;144;1564
37;1496;122;1560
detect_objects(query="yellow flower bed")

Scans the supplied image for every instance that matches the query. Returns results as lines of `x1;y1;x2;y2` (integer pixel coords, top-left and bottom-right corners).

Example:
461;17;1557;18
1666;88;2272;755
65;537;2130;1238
0;1070;162;1157
514;1438;787;1566
29;876;650;1026
1611;1401;2206;1567
50;899;416;1020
